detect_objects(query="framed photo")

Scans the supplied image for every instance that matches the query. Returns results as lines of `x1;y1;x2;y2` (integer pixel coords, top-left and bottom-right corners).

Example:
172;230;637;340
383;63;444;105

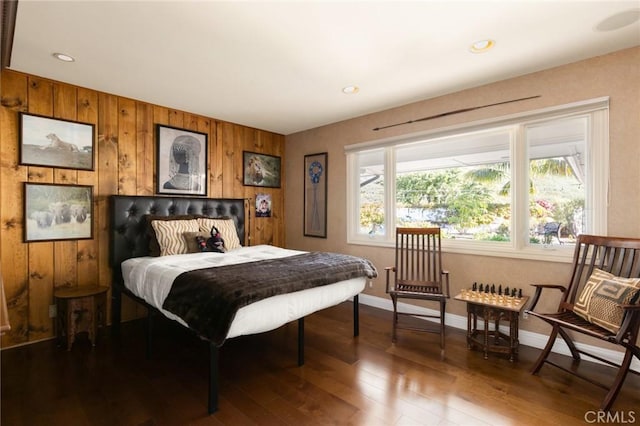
156;124;208;196
255;193;272;218
304;152;327;238
243;151;281;188
19;112;95;170
24;183;93;242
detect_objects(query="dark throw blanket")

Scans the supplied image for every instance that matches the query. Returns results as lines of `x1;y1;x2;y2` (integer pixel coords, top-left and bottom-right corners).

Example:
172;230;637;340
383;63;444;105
162;252;377;346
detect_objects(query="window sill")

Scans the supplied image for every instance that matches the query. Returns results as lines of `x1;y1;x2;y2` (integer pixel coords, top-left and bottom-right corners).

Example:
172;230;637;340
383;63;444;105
348;237;574;263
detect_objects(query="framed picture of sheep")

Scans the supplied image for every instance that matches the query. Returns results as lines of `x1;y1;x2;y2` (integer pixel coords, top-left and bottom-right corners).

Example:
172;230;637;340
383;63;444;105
19;112;95;171
24;183;93;242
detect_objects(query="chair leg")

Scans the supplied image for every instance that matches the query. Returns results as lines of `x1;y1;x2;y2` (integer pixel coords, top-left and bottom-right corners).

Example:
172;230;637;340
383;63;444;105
391;295;398;343
531;325;559;374
557;327;581;361
600;349;635;412
440;299;446;351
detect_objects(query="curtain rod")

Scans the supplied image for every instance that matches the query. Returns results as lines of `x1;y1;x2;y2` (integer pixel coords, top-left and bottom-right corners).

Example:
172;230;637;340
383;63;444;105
372;95;541;131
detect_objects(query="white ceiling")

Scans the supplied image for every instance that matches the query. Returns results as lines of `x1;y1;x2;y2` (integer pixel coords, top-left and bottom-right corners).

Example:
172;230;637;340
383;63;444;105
8;1;640;135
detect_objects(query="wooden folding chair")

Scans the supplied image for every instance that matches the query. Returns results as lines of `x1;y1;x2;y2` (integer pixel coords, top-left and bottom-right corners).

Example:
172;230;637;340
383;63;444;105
385;227;450;352
526;234;640;411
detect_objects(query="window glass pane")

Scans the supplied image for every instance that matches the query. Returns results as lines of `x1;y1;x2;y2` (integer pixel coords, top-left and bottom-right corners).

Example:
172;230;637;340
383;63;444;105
395;130;511;241
527;116;587;246
358;149;385;236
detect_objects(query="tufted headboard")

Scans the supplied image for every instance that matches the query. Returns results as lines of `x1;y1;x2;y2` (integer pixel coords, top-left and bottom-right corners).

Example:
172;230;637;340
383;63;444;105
110;195;247;283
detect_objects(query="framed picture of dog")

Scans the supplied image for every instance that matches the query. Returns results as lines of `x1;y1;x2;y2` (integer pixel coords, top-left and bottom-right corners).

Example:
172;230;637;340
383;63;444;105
255;193;272;218
19;112;95;170
24;182;93;242
243;151;281;188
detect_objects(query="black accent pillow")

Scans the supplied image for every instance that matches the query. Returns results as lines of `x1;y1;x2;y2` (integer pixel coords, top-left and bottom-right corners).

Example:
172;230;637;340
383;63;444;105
195;225;226;253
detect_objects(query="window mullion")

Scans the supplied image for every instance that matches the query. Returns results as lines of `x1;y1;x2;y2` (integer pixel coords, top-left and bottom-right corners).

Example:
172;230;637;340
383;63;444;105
512;125;528;249
588;109;608;235
385;147;396;242
346;152;358;242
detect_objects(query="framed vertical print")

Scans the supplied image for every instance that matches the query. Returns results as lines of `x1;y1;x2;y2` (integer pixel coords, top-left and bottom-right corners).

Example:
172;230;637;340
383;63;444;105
304;152;327;238
156;124;208;196
24;183;93;242
19;112;95;170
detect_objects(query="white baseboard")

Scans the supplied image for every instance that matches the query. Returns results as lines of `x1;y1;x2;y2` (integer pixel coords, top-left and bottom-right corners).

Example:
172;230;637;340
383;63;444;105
357;293;640;371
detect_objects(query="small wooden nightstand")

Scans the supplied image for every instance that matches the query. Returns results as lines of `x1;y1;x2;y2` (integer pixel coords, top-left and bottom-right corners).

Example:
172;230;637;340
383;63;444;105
54;286;109;351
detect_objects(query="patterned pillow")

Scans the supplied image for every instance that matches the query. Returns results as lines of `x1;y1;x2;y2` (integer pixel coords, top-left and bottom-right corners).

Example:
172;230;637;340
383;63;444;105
183;231;210;253
197;217;242;250
150;219;199;256
144;214;201;256
574;268;640;333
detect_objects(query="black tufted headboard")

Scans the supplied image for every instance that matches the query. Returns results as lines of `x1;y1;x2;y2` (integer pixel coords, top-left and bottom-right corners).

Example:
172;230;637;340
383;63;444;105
110;195;247;283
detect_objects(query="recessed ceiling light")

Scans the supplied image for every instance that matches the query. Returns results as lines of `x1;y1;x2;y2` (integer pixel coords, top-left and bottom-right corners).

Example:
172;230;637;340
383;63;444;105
342;85;359;95
595;9;640;32
52;52;75;62
469;39;495;54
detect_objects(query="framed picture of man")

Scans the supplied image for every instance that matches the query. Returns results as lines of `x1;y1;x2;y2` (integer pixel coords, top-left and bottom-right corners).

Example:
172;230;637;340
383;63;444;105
156;124;208;196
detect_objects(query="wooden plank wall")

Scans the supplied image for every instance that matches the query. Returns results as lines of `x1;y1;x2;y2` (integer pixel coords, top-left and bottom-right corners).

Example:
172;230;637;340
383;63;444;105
0;70;285;349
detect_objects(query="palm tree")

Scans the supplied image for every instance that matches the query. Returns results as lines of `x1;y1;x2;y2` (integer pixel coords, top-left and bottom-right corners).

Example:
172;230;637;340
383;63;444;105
465;158;576;196
466;157;582;242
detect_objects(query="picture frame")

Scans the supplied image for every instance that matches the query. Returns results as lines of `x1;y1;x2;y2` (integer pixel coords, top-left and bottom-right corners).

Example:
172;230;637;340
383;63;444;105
156;124;208;196
304;152;327;238
242;151;281;188
19;112;95;170
24;182;93;242
255;193;272;218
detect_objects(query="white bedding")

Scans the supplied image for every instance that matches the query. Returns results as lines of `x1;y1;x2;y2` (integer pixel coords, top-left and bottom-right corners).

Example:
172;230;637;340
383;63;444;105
121;245;366;340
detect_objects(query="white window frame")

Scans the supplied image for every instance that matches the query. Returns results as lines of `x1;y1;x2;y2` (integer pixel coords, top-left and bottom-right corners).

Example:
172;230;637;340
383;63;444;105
346;98;609;263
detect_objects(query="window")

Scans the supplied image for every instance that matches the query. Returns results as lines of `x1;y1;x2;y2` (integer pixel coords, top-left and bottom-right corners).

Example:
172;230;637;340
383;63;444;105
346;98;609;261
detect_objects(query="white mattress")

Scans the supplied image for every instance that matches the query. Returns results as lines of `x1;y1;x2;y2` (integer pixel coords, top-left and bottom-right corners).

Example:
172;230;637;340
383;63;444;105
121;245;366;340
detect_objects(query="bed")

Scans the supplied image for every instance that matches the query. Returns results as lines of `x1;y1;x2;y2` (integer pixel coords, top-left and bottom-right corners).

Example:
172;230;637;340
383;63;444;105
109;195;377;414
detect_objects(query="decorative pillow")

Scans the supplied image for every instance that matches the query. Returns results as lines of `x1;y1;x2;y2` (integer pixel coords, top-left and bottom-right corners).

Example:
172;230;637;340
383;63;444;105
144;214;201;256
183;231;210;253
574;268;640;333
197;217;241;250
150;219;199;256
194;226;227;253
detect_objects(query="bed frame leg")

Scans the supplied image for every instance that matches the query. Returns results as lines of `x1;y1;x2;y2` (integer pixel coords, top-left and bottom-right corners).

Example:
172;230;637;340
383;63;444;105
298;317;304;366
209;342;219;414
353;294;359;337
146;309;154;360
111;284;122;335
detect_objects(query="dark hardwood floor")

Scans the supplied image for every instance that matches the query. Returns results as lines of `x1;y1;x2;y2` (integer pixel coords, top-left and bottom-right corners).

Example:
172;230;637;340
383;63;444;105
2;302;639;425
